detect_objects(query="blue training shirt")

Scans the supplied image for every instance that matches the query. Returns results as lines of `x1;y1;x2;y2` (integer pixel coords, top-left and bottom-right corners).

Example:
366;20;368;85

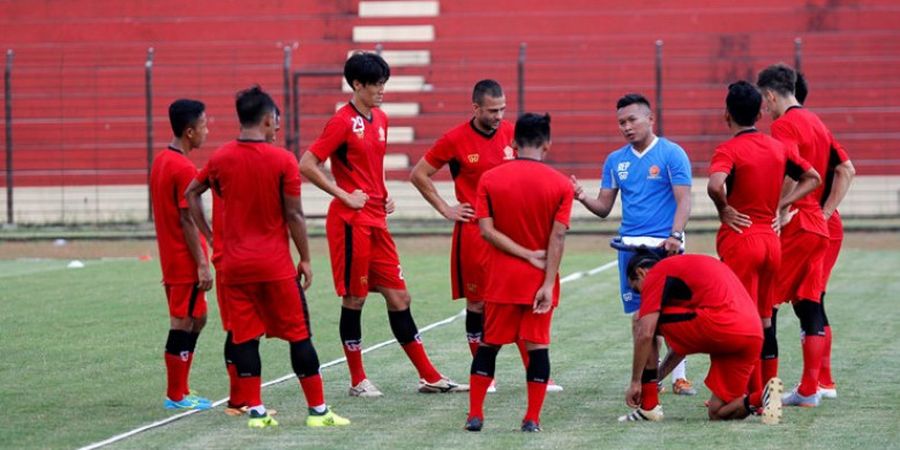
600;137;692;237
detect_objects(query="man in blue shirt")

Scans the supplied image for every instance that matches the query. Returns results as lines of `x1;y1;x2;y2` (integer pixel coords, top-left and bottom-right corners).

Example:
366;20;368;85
572;93;695;397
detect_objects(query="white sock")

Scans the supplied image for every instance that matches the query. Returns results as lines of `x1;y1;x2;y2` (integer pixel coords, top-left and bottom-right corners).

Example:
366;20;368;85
249;405;267;416
310;404;327;414
672;359;687;381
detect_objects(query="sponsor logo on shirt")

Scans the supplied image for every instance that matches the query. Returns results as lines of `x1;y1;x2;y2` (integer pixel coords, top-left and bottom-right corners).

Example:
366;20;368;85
503;146;515;160
351;116;365;139
648;165;661;179
378;126;386;142
617;161;630;181
467;153;480;164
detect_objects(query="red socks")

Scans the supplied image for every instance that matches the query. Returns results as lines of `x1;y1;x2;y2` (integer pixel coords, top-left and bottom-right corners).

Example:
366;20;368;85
468;374;493;419
164;352;187;401
183;352;194;396
237;375;262;408
226;363;243;406
762;358;779;386
517;340;530;367
798;335;826;396
299;374;325;408
820;326;834;386
402;341;442;383
641;382;659;410
525;381;548;423
343;344;368;386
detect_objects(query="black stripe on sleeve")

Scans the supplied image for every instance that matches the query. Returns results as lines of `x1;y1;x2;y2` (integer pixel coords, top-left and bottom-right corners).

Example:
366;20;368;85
785;159;805;181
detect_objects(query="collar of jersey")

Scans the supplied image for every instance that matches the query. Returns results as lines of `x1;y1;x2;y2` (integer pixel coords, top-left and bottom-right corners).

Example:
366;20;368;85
468;118;498;139
630;135;659;159
348;101;374;123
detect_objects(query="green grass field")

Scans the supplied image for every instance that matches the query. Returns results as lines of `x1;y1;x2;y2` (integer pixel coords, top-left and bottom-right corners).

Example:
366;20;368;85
1;233;898;449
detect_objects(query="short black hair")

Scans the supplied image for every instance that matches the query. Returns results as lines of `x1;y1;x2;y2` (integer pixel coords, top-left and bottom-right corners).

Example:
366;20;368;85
514;113;551;149
235;85;276;127
168;99;205;138
795;72;808;105
616;93;651;111
757;63;797;97
344;52;390;87
626;249;661;282
726;81;762;127
472;79;504;105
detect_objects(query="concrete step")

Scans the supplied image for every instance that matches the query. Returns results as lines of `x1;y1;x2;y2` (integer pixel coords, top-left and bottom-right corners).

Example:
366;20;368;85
359;1;439;18
353;25;435;43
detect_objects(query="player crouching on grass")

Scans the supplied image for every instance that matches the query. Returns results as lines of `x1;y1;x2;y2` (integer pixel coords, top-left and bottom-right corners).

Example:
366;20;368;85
621;252;783;424
151;99;213;410
464;113;574;432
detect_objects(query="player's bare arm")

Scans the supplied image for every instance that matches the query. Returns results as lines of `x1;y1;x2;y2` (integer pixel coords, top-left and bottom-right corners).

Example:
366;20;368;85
179;207;212;291
184;178;213;244
534;221;567;314
478;216;546;269
774;176;800;232
627;311;659;408
707;172;752;233
664;185;691;255
778;167;822;211
822;159;855;220
410;158;474;222
299;151;368;209
283;193;313;290
571;175;617;218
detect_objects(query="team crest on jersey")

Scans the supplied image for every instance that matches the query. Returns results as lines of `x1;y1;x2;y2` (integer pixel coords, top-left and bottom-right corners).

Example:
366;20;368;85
648;165;661;179
359;275;368;286
351;116;365;139
467;154;480;164
378;126;386;142
617;161;630;181
503;145;515;160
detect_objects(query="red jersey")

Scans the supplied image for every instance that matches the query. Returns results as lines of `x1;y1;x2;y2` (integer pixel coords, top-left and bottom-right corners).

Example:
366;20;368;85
308;103;389;228
197;139;301;285
638;254;762;355
424;119;515;214
150;147;208;284
475;158;574;305
709;129;812;235
824;139;851;240
771;107;833;237
211;192;224;267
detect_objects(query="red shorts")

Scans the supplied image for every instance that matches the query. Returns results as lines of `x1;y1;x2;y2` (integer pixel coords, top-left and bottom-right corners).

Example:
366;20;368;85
663;319;761;404
717;228;781;319
223;278;311;344
821;237;843;289
705;335;762;403
776;222;828;304
326;214;407;298
483;302;554;346
164;283;207;319
451;221;489;301
214;274;231;331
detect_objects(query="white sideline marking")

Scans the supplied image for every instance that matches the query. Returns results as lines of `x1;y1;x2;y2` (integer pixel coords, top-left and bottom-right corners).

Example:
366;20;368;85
77;260;617;450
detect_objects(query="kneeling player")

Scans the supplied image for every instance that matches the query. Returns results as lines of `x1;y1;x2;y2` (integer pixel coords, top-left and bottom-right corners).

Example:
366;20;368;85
465;113;574;432
621;252;783;424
